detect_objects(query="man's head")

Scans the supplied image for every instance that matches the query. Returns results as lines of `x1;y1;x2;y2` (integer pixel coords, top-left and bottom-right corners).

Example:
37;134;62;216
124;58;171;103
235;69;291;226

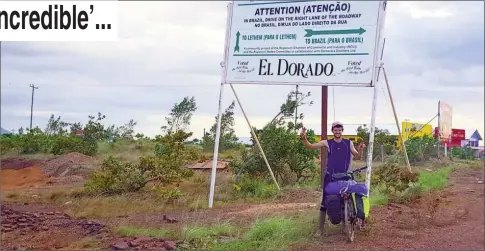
331;121;344;138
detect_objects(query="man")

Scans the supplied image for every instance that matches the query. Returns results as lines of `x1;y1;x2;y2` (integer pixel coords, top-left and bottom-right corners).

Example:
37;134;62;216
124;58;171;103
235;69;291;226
300;121;365;235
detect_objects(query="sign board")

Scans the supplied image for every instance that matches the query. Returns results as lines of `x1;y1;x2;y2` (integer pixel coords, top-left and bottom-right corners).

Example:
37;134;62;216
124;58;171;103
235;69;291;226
397;121;432;150
438;101;453;141
224;0;386;86
436;128;465;148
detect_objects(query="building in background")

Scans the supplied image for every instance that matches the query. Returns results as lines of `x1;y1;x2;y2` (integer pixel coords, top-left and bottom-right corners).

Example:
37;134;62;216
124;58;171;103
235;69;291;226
397;121;433;150
461;130;484;158
469;130;482;147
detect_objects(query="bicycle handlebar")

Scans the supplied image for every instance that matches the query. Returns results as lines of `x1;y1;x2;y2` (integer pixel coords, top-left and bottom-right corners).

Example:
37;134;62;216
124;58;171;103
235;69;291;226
349;166;368;174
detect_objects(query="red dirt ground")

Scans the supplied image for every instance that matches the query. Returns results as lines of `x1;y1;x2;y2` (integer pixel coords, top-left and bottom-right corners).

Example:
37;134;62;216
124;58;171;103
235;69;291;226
1;162;483;250
1;166;48;191
292;167;485;250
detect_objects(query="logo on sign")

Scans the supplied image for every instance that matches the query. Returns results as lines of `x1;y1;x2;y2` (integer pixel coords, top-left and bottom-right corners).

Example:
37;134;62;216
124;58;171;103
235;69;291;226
258;59;334;78
232;61;255;74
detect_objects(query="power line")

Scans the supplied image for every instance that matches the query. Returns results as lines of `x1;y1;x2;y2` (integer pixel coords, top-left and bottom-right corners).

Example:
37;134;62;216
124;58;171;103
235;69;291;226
29;84;39;130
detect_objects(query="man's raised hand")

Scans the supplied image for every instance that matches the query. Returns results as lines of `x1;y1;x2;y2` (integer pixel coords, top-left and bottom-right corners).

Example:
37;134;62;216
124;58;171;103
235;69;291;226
300;127;307;141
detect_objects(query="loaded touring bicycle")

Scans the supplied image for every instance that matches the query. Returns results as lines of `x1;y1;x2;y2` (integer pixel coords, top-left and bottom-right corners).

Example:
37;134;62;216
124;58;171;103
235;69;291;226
323;165;370;242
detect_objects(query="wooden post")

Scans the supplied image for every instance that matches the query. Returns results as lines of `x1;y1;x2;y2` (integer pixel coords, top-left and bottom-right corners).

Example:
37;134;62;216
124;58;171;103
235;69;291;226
317;86;328;235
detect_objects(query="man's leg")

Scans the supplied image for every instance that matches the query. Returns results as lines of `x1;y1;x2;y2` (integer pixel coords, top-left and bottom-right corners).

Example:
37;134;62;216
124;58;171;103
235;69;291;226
315;192;327;236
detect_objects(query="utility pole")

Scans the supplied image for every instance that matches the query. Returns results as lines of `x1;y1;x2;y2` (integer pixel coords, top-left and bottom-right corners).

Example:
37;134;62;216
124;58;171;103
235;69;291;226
29;84;39;130
294;85;302;132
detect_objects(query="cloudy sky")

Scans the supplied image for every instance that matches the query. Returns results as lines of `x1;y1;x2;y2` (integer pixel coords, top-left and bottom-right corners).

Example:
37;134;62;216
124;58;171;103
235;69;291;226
1;1;484;143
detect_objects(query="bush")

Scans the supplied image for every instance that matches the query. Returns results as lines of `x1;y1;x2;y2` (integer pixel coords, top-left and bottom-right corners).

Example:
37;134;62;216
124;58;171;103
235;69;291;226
84;156;148;195
84;130;198;195
232;175;279;199
0;135;19;155
0;127;98;157
19;127;53;154
51;136;98;156
153;187;185;204
231;123;319;186
451;147;475;160
405;135;439;162
146;131;196;186
372;155;419;193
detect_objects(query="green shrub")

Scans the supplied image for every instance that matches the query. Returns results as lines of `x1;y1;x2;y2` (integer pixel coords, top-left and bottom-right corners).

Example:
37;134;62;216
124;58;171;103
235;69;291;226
404;135;439;162
84;131;197;195
372;155;419;193
19;127;53;154
0;135;19;155
51;136;98;156
154;187;185;204
231;123;319;186
84;156;148;195
232;175;278;199
451;147;475;160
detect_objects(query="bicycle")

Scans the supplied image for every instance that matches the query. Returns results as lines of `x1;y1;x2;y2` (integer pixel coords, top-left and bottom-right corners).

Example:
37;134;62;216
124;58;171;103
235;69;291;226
327;166;368;243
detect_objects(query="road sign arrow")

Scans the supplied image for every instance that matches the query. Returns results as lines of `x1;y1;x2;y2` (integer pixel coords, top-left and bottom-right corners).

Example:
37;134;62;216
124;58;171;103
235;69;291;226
234;31;241;53
304;27;366;37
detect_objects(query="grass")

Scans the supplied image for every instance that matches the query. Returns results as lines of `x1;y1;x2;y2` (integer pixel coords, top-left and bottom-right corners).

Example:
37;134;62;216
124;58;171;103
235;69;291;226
184;223;237;242
210;214;314;250
97;140;156;164
418;165;454;192
234;177;279;200
369;185;389;206
65;193;170;218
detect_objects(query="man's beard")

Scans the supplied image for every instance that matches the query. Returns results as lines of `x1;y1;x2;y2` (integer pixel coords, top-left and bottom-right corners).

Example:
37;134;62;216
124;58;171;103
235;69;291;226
334;134;341;138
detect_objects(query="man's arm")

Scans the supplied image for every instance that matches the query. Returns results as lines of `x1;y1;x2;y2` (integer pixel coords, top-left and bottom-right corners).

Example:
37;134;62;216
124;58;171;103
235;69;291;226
350;141;363;158
302;137;328;150
304;140;328;150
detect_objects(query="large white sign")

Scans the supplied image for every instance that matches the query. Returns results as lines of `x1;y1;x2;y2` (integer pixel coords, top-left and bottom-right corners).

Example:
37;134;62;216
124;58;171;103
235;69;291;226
223;0;386;86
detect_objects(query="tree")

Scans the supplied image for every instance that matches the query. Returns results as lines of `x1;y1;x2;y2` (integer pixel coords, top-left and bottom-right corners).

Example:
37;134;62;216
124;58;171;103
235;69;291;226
45;114;69;136
203;101;239;151
104;124;120;140
356;125;398;160
162;96;197;134
270;90;313;127
135;133;145;140
69;122;83;135
84;112;108;141
118;119;137;140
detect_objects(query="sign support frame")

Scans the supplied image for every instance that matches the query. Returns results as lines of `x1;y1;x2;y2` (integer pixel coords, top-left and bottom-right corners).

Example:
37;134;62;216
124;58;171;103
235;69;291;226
210;0;390;207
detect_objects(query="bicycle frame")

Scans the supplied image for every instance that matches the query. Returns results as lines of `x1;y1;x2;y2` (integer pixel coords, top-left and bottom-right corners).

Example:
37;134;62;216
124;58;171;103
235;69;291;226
335;166;368;243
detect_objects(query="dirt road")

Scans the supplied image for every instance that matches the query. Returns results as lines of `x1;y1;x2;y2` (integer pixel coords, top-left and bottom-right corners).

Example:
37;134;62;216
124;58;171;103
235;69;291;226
294;167;485;250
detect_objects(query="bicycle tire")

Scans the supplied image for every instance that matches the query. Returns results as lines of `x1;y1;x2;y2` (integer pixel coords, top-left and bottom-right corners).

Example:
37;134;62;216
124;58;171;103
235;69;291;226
344;198;355;243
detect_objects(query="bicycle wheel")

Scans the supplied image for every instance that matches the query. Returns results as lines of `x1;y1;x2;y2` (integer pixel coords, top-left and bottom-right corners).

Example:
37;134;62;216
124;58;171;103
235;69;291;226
343;198;355;243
